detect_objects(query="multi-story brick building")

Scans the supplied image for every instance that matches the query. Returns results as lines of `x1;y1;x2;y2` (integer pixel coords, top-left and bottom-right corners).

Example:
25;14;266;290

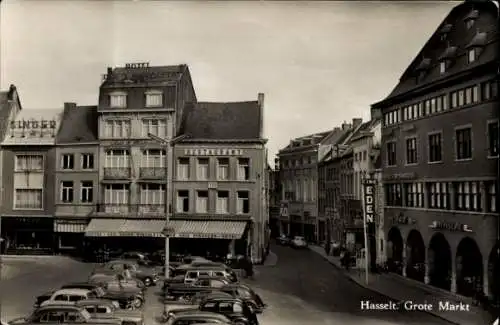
169;96;269;263
54;103;99;254
372;0;499;300
84;63;197;250
0;97;63;254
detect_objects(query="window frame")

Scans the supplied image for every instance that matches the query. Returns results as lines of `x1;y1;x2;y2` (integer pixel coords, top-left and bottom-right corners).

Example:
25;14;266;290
109;91;127;108
145;90;164;108
487;120;499;158
405;136;418;165
386;140;397;167
61;154;75;170
427;131;443;164
81;153;94;170
176;190;190;213
80;181;94;203
454;125;473;161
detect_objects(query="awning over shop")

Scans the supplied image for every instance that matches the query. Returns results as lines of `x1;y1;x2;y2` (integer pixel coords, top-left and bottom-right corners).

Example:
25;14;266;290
85;219;166;237
54;220;88;233
166;220;248;240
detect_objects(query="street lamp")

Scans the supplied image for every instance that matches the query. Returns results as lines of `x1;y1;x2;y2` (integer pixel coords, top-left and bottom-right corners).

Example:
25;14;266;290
147;132;190;286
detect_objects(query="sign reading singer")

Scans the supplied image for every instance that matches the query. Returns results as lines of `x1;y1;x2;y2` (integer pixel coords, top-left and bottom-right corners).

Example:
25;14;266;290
10;119;57;130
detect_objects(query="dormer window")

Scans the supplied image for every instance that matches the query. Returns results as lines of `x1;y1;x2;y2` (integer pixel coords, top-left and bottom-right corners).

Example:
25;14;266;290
464;10;479;30
145;90;163;107
466;32;486;64
468;49;476;63
439;61;447;74
439;24;452;41
109;92;127;108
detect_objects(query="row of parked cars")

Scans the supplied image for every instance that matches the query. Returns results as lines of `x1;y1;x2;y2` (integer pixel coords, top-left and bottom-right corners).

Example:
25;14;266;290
276;235;308;249
160;255;267;325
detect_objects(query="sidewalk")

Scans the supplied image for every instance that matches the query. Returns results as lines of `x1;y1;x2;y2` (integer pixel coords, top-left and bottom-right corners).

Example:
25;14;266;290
309;245;495;325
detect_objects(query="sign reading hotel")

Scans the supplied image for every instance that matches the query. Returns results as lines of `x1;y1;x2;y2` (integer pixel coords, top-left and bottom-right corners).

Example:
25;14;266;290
10;119;57;138
184;148;244;156
101;62;177;82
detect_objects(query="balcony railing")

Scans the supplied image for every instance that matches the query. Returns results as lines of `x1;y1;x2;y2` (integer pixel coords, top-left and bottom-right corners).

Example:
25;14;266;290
95;204;166;218
139;167;166;179
103;168;131;179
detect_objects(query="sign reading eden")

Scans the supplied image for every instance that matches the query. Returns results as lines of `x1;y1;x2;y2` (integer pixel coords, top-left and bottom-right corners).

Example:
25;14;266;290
363;179;376;224
429;220;472;232
184;148;243;156
10;119;57;130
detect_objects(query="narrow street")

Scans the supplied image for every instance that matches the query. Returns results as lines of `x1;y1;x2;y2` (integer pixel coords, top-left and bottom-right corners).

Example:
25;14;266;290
250;244;454;325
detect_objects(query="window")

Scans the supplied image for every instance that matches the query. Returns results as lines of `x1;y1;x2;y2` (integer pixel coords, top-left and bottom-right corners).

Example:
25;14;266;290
465;87;472;105
482;80;498;100
105;149;130;167
237;191;250;214
424;100;430;115
61;154;74;170
14;189;42;209
104;184;129;205
196;158;209;180
487;182;497;212
140;184;165;205
216;191;229;214
404;183;424;208
145;91;163;107
468;49;476;63
141;119;166;138
428;133;442;162
386;141;396;166
455;181;481;212
451;91;458;108
405;137;418;164
418;102;424;116
81;181;93;203
237;158;250;180
109;93;127;108
104;120;130;138
430;98;437;114
177;158;190;180
217;158;229;180
363;151;367;161
142;149;166;167
458;89;465;106
177;190;189;213
15;155;43;171
385;184;402;206
196;191;208;213
488;121;499;157
60;181;74;203
439;61;446;74
455;127;472;160
428;182;449;209
81;154;94;169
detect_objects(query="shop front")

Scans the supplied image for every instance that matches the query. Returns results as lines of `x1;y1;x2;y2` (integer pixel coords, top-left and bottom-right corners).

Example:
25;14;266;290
54;218;89;255
0;216;55;254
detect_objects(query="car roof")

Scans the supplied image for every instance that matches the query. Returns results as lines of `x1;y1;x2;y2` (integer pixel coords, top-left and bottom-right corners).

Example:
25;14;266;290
61;283;99;288
52;289;91;295
179;265;227;271
107;259;137;264
202;296;244;303
172;310;229;320
35;305;82;312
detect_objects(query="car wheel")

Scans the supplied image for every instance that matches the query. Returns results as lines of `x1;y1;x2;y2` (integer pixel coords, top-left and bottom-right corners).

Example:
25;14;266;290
132;297;143;309
144;277;152;286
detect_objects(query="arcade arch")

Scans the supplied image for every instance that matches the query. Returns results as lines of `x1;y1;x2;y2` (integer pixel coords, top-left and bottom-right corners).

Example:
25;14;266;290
405;230;425;282
428;233;452;291
455;237;483;297
387;227;403;274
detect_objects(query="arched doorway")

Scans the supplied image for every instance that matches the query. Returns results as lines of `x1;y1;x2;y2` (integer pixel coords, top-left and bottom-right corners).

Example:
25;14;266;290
406;230;425;282
456;237;483;297
488;243;500;304
428;233;452;291
387;227;403;275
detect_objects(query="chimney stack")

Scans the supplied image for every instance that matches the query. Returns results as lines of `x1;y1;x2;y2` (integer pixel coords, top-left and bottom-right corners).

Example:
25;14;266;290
352;118;362;128
107;67;113;76
258;93;264;138
64;102;77;110
341;121;351;130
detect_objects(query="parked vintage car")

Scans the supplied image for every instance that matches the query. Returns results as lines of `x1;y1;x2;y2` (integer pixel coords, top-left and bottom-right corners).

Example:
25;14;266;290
291;236;308;249
92;260;159;286
38;289;95;308
8;305;122;325
162;310;232;325
74;299;143;325
164;297;258;325
215;284;266;313
168;266;238;285
36;283;144;310
277;234;290;246
88;274;145;290
164;276;230;300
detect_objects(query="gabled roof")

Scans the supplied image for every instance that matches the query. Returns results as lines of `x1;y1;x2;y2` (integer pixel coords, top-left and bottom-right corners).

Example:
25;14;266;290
56;105;98;144
373;0;499;109
179;101;261;141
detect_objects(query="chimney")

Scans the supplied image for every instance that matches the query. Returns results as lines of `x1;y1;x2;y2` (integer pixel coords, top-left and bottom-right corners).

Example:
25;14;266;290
352;118;362;128
341;121;350;130
258;93;264;138
107;67;113;76
7;84;17;100
64;102;77;110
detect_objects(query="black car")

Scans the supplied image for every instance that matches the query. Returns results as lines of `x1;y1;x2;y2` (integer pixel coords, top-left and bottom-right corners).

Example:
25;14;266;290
198;297;258;325
217;284;266;313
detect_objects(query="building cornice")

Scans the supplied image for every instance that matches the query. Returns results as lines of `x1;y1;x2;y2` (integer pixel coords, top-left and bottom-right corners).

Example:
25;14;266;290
56;142;99;146
178;138;267;145
98;108;175;114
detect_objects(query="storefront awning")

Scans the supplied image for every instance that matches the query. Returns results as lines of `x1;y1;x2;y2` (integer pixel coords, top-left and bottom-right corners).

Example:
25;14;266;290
167;220;248;240
54;220;88;233
85;219;166;237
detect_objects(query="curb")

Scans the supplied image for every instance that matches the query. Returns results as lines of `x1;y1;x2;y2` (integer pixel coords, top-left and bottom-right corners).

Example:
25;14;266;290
311;249;460;325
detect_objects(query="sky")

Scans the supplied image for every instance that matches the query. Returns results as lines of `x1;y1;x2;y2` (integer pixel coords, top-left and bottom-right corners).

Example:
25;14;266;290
0;0;457;161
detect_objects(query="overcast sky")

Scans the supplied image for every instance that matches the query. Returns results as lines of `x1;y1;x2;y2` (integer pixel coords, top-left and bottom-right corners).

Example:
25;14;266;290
1;0;457;161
